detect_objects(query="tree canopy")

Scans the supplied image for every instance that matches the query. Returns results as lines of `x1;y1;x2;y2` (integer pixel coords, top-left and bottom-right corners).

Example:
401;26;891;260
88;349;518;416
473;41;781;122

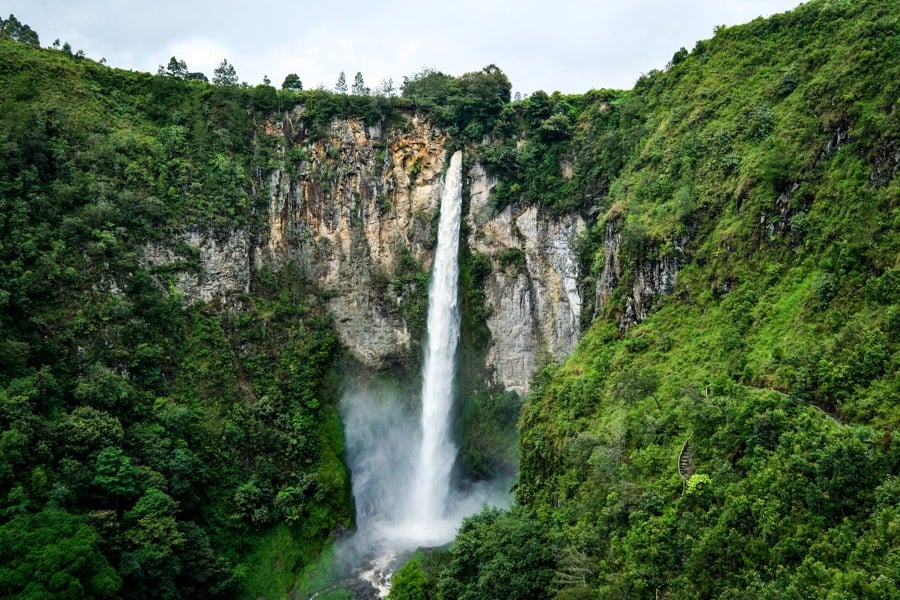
213;58;238;86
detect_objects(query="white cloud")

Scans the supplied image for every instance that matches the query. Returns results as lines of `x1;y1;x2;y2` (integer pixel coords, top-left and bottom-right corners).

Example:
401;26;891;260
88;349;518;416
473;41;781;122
4;0;804;93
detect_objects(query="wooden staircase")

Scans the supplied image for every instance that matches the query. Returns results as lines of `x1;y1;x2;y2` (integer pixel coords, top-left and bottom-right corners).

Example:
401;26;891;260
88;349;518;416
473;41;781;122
678;438;694;482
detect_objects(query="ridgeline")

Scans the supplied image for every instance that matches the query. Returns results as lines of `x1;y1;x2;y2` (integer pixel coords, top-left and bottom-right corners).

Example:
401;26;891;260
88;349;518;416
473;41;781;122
1;0;898;598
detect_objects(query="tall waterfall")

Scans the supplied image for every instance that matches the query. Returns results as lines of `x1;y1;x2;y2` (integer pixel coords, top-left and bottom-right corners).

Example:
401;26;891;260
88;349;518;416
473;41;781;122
410;149;463;525
336;150;507;596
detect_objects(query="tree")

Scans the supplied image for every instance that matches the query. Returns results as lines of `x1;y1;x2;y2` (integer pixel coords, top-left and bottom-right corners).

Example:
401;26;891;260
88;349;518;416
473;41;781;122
377;77;396;97
213;59;238;86
0;14;40;46
334;71;347;94
92;446;139;500
282;73;303;91
389;559;428;599
401;68;459;105
158;56;187;78
352;71;369;95
437;507;555;599
0;508;121;597
120;488;184;593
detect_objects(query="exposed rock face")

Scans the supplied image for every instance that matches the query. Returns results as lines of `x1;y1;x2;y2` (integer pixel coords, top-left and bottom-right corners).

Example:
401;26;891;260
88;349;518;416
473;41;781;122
141;229;251;308
594;219;682;331
142;114;587;391
258;113;447;367
467;163;585;395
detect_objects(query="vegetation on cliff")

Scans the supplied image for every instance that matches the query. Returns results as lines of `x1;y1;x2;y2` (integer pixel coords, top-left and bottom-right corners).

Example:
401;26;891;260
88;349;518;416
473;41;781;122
2;0;899;597
0;26;519;597
425;0;900;598
0;34;361;598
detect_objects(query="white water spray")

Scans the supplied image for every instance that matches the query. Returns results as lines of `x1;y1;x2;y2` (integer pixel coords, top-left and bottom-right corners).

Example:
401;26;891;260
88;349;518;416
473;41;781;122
410;149;463;530
335;150;508;596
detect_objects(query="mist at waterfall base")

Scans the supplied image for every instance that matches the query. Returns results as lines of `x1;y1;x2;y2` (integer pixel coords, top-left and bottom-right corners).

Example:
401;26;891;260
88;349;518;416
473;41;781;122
338;383;510;560
333;151;511;591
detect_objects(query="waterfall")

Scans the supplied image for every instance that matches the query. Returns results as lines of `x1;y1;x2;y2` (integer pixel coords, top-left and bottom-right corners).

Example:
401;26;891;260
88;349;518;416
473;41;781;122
410;149;463;526
335;150;507;596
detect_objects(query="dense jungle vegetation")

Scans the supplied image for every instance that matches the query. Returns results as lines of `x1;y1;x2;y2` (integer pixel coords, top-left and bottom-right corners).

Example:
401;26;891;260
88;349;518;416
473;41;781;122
394;0;900;598
0;17;516;597
1;0;898;597
0;27;376;598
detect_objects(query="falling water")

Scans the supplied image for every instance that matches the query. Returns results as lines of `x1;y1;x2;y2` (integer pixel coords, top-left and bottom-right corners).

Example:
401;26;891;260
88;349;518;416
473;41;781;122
334;150;507;596
410;149;463;528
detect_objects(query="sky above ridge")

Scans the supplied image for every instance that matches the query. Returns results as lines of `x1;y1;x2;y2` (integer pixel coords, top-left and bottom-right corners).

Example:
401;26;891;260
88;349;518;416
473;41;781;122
6;0;802;94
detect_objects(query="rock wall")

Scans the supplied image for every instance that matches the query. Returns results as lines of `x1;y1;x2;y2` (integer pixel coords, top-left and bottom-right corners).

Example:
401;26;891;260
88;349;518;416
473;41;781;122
141;113;587;392
141;229;251;308
257;111;447;367
467;163;585;395
594;219;682;331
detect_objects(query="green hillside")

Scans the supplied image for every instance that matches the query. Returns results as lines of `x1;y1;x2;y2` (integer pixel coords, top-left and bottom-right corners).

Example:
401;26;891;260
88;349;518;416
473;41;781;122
0;33;367;599
1;0;898;598
422;1;900;598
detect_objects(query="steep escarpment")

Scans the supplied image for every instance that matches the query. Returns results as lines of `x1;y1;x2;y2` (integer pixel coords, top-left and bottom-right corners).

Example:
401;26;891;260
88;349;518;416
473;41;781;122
141;108;587;386
4;1;898;598
430;2;900;599
260;113;447;368
467;162;584;394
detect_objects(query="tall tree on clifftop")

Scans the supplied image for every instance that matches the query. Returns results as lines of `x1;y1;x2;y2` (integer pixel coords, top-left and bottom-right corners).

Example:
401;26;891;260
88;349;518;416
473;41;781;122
0;14;39;46
334;71;347;94
352;72;369;96
213;59;238;86
158;56;188;78
282;73;303;91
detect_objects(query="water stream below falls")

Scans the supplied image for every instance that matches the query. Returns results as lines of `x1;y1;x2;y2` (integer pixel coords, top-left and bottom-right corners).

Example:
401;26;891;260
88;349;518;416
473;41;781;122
333;151;509;598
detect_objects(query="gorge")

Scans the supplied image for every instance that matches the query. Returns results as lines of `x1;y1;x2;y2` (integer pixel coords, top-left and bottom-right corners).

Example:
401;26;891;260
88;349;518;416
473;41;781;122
0;1;898;598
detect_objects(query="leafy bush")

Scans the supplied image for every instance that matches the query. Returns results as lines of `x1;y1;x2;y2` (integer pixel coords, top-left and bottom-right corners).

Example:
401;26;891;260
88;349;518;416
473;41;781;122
437;506;555;600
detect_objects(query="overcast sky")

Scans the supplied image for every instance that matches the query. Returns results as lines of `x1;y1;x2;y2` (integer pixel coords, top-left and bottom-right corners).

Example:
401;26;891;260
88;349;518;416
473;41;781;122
6;0;802;94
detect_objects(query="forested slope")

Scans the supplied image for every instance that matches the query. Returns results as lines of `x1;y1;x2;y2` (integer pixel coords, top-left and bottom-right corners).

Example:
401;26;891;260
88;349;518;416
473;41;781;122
0;28;522;598
0;37;373;598
2;0;899;598
399;1;900;598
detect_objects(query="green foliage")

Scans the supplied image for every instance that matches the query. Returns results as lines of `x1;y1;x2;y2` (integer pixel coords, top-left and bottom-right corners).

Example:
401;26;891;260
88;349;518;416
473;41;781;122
481;88;640;214
282;72;303;91
437;506;555;600
402;65;511;144
0;508;121;598
352;71;369;96
462;1;900;598
159;56;188;78
0;36;355;597
0;14;39;46
389;557;430;600
1;0;899;597
212;58;238;86
334;71;347;94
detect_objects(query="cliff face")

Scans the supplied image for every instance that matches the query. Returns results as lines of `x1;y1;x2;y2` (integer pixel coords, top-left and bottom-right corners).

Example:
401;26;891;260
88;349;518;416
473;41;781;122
141;113;586;391
259;111;447;368
593;219;682;331
468;163;585;395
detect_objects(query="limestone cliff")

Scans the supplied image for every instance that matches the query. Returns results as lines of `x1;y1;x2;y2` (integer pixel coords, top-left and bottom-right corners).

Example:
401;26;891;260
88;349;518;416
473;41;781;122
141;112;587;391
467;163;585;395
258;111;447;368
593;219;683;331
141;229;251;308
